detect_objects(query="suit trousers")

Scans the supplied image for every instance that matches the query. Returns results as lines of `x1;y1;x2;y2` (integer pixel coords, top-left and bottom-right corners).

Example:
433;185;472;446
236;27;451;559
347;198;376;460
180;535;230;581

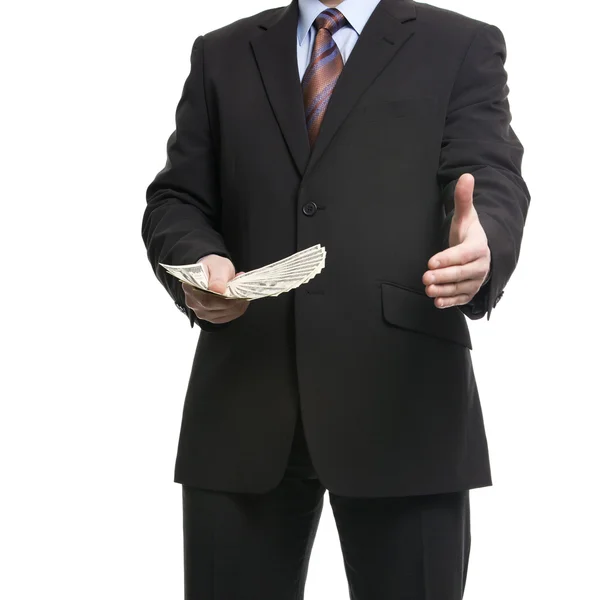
181;413;471;599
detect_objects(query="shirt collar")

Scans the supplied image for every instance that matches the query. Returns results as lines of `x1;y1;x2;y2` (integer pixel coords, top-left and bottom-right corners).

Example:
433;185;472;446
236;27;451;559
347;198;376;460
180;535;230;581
297;0;382;47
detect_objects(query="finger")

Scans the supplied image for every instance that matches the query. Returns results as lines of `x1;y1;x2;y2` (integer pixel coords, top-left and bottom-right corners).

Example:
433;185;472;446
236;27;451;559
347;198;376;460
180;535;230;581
182;282;216;301
192;308;234;323
425;279;481;298
193;308;235;321
181;282;198;296
182;285;231;311
182;281;238;302
423;258;488;285
199;295;246;312
188;291;249;313
207;299;250;314
453;173;475;224
182;284;206;310
197;292;236;310
428;241;487;270
197;303;249;323
434;294;472;309
204;259;235;295
208;314;240;324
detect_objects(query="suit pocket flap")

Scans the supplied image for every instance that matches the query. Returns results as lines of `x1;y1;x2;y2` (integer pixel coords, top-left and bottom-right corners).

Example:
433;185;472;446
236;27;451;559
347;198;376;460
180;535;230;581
381;282;472;349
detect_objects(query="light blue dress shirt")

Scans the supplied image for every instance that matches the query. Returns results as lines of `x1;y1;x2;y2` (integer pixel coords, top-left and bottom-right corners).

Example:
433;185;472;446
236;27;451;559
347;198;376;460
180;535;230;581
297;0;382;81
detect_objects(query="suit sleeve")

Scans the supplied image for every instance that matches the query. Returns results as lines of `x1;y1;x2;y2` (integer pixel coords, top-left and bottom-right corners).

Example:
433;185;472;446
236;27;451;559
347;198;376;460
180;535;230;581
142;36;232;332
438;23;531;321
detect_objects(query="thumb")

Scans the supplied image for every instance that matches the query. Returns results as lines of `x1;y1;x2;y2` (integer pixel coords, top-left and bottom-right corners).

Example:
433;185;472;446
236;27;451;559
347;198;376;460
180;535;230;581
453;173;475;224
202;256;235;295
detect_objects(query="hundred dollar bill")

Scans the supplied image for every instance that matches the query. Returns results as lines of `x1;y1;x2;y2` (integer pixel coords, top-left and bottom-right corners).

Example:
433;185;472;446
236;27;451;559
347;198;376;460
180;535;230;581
160;244;326;300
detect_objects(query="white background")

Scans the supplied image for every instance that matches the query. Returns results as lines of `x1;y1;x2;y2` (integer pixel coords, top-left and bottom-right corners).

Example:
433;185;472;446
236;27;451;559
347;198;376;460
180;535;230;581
1;0;598;598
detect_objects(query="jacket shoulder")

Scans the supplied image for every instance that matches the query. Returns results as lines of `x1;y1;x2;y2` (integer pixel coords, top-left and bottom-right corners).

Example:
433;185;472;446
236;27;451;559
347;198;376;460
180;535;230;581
415;2;500;36
201;5;284;44
414;2;503;52
415;1;491;30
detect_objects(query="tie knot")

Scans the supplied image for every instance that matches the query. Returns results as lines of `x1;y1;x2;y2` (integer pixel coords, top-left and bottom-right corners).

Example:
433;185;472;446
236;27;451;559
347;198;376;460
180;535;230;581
314;8;348;36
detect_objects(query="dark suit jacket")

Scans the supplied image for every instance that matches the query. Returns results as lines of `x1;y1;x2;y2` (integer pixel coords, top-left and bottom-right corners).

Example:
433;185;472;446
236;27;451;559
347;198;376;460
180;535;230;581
142;0;530;496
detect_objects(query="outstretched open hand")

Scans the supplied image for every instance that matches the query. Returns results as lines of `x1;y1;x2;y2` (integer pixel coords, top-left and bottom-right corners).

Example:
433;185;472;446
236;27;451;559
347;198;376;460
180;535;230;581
423;174;491;308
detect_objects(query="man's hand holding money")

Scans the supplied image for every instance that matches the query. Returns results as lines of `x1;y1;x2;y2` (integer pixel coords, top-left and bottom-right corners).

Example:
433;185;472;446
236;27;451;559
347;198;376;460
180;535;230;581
182;254;249;325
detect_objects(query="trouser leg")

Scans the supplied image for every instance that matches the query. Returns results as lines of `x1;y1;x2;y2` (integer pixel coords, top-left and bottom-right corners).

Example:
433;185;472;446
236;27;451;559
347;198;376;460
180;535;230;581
329;490;471;600
181;414;325;599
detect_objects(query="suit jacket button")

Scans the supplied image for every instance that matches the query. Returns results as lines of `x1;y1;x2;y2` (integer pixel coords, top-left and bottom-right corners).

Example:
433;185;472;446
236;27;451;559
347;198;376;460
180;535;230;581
493;291;504;308
302;202;318;216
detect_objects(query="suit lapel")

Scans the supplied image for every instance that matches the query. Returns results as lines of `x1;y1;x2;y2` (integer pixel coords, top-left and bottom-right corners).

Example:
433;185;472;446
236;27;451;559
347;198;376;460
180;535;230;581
250;0;311;177
305;0;417;177
250;0;417;179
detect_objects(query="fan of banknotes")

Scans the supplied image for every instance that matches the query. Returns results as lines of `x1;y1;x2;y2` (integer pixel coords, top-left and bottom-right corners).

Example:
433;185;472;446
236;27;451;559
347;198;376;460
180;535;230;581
160;244;326;300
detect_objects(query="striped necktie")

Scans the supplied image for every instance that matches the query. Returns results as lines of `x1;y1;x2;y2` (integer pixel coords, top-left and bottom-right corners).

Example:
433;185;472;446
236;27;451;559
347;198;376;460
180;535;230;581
301;8;349;148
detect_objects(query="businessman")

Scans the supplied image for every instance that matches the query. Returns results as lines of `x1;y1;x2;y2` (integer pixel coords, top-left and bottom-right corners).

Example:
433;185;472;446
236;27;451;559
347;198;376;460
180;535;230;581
142;0;530;597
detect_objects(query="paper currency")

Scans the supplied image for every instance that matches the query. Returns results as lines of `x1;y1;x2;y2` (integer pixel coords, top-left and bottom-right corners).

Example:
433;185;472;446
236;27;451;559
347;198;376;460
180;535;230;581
160;244;326;300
